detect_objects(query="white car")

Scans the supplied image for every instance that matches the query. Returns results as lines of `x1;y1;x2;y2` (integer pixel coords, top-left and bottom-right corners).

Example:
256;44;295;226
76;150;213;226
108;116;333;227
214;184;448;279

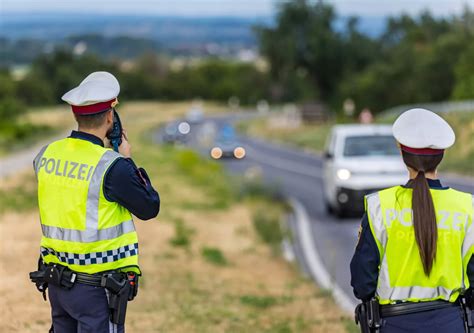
323;125;407;217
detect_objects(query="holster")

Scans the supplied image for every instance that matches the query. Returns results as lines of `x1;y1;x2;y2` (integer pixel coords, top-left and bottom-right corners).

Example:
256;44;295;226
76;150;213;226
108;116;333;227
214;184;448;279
29;259;49;301
101;272;139;325
355;299;381;333
460;292;474;333
30;259;76;301
44;264;76;289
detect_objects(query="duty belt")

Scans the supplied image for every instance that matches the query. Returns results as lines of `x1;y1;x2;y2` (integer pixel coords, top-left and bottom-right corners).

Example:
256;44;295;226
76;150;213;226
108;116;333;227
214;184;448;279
75;271;103;286
30;262;140;326
380;300;459;317
57;269;130;288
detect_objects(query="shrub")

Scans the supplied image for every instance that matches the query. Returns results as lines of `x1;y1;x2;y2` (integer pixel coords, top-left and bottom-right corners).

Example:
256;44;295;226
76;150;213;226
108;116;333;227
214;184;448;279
252;209;283;247
169;219;193;247
0;97;26;122
239;295;278;308
201;247;228;266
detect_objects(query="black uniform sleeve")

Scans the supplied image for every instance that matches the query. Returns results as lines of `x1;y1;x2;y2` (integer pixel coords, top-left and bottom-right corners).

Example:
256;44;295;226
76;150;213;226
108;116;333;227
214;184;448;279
468;257;474;287
350;213;380;301
103;157;160;220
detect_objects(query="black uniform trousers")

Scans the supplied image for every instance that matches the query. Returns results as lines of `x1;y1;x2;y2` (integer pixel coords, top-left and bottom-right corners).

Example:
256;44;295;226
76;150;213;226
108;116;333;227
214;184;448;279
48;283;124;333
380;306;465;332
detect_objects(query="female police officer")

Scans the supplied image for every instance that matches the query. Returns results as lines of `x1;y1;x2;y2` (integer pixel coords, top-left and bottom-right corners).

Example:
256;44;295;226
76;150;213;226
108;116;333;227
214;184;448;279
350;108;474;332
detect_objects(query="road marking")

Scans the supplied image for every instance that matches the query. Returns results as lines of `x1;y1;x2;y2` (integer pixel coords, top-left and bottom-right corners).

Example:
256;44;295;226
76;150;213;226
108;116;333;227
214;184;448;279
289;198;358;314
245;145;323;179
280;217;297;262
281;238;296;262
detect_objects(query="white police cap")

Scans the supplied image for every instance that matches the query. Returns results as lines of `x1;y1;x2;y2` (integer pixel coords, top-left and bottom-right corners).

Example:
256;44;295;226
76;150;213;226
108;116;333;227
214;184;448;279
393;108;455;153
61;71;120;115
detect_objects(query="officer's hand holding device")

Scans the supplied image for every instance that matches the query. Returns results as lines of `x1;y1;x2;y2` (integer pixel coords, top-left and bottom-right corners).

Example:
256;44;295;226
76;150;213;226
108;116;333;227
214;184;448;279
107;109;123;153
106;109;132;158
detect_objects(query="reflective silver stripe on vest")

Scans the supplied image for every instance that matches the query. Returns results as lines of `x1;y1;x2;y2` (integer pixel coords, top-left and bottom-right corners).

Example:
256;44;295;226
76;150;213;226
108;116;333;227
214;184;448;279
377;273;455;301
366;192;386;255
33;145;49;177
84;150;124;242
41;150;135;243
376;255;460;301
463;195;474;258
366;192;393;300
42;219;135;243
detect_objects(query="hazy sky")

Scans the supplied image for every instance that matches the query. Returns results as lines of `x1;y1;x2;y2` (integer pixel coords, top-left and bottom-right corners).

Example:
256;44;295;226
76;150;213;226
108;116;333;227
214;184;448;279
1;0;471;17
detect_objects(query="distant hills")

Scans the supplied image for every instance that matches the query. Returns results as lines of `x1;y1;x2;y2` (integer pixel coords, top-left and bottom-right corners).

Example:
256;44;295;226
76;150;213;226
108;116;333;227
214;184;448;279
1;14;269;45
0;13;387;65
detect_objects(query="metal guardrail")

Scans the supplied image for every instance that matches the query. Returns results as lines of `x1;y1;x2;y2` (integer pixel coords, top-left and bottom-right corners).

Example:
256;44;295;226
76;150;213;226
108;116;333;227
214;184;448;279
380;100;474;118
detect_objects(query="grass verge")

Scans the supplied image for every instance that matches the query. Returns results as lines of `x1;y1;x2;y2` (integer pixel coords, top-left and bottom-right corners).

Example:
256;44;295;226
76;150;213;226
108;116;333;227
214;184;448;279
440;112;474;176
241;117;332;153
201;247;228;266
0;123;57;156
241;111;474;177
0;105;71;156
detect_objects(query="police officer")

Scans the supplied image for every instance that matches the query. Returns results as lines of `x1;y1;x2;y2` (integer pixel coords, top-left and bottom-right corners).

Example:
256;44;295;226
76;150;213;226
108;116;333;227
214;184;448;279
30;72;160;332
350;108;473;332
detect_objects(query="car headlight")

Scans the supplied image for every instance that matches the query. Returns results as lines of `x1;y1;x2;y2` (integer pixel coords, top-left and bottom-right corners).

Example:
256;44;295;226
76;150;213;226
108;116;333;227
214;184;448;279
211;147;223;159
178;121;191;135
337;168;351;180
233;147;246;159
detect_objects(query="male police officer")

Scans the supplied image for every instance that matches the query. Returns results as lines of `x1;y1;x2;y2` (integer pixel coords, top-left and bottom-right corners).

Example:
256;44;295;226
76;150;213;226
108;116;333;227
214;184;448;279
30;72;160;333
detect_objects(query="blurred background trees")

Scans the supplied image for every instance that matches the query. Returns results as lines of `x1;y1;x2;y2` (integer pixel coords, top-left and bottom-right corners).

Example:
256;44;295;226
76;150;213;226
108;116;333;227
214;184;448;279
258;1;474;111
1;0;473;117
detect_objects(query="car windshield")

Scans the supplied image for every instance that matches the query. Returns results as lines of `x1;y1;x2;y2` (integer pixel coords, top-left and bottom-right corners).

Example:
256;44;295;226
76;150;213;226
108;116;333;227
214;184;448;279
165;124;178;135
217;125;236;142
343;135;399;157
217;136;238;146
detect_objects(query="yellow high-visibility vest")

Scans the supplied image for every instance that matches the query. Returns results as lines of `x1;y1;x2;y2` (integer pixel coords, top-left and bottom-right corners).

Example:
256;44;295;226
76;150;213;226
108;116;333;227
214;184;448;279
366;185;473;305
34;137;139;274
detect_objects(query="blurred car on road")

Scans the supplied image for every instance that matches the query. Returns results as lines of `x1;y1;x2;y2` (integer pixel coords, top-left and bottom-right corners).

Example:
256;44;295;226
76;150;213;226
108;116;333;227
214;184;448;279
186;106;204;124
162;121;191;144
210;124;246;160
323;124;407;217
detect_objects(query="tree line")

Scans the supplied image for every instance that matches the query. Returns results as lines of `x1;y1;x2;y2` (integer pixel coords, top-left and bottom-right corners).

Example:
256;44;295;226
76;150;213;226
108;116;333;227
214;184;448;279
0;51;268;122
256;0;474;112
1;0;473;122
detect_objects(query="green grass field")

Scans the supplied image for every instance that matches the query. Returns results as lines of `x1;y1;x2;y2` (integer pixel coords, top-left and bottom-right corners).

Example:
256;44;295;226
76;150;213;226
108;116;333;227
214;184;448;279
440;112;474;176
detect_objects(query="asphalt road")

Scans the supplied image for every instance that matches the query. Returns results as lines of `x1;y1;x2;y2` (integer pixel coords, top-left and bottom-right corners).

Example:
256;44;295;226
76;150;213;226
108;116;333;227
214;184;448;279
0;132;69;179
156;115;474;310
